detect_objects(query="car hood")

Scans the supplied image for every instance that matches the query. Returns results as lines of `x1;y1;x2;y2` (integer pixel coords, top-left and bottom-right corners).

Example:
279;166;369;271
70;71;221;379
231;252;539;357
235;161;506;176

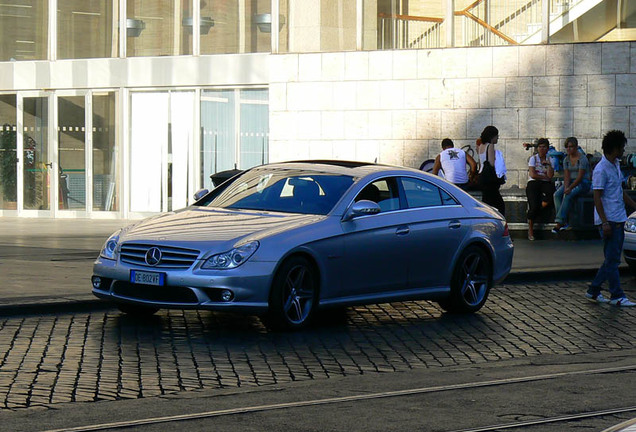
120;207;325;246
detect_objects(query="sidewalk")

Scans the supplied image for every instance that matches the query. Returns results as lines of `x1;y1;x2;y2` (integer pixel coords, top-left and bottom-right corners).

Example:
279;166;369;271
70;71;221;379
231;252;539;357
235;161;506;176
0;217;624;315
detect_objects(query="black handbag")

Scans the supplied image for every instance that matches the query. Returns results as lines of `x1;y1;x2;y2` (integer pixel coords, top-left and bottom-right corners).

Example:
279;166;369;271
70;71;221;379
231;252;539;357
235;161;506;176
478;144;500;189
478;161;499;188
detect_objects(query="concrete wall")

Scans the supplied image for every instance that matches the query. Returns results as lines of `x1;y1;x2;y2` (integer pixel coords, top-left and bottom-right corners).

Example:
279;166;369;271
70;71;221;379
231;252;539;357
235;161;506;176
268;41;636;188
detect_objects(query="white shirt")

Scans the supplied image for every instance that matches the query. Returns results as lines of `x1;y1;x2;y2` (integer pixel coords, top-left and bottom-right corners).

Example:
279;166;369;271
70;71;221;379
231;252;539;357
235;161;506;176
528;154;552;182
439;148;469;184
592;155;626;224
495;149;507;180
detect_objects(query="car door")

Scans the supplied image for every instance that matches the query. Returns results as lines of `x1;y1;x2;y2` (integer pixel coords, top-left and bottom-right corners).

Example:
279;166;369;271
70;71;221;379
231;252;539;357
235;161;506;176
397;177;469;289
337;177;409;298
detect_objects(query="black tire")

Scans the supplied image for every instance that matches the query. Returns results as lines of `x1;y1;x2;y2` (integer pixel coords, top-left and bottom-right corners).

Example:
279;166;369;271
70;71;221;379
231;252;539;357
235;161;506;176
116;302;159;316
628;261;636;277
438;245;492;313
264;256;318;330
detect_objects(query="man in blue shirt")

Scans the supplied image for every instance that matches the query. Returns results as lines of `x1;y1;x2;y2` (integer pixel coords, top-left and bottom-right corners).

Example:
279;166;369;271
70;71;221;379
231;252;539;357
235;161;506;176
588;130;636;306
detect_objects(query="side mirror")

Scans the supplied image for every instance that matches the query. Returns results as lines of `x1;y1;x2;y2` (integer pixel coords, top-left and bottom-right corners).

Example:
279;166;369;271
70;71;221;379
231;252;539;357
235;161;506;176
342;200;381;222
193;188;209;201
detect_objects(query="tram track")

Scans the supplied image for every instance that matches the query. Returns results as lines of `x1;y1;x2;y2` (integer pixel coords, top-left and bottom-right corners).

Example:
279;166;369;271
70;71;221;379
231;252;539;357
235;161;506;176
40;364;636;432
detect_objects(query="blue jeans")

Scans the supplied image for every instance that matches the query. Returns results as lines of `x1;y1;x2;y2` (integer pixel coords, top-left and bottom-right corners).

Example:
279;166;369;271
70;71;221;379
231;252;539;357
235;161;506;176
588;222;626;300
553;181;590;224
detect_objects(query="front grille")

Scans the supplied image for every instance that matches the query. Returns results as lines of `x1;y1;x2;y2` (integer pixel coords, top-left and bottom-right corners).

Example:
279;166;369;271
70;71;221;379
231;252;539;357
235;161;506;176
120;243;200;269
112;281;199;304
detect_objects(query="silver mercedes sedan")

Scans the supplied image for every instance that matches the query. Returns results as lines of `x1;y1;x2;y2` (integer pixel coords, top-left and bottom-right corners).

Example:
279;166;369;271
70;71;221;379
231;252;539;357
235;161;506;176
92;161;513;330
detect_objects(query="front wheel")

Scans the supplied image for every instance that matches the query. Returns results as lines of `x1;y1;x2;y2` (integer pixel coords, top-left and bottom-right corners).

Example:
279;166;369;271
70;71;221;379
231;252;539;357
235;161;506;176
438;245;492;313
264;256;318;330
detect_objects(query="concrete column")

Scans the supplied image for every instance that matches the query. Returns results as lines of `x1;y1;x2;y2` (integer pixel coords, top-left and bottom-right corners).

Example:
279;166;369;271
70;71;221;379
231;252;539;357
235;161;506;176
541;0;549;44
446;0;454;48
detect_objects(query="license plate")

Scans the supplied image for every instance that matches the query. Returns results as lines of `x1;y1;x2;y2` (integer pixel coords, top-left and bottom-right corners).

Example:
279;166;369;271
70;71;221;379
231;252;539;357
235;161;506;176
130;270;165;286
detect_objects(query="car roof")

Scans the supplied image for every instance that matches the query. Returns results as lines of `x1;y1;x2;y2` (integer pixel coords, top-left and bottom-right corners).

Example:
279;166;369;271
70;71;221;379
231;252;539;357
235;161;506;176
258;160;422;177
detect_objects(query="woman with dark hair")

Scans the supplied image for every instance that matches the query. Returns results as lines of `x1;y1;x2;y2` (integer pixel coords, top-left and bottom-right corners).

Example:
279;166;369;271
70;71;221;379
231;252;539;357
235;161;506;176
526;138;555;240
552;137;591;233
476;126;505;215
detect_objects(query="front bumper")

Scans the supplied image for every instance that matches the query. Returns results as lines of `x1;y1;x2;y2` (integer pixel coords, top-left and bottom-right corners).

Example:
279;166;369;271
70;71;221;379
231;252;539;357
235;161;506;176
623;231;636;265
92;257;277;314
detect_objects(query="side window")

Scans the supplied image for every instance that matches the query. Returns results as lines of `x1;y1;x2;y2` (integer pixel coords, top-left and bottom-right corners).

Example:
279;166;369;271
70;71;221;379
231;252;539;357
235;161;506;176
401;177;446;208
355;178;400;212
440;189;459;205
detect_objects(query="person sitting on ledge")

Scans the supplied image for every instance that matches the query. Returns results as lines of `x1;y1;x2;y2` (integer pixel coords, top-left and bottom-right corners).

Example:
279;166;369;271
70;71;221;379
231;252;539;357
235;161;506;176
552;137;591;234
526;138;554;241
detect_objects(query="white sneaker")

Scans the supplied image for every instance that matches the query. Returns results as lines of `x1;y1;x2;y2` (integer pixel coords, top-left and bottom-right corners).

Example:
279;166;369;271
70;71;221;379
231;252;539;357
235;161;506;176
585;293;610;304
608;297;636;307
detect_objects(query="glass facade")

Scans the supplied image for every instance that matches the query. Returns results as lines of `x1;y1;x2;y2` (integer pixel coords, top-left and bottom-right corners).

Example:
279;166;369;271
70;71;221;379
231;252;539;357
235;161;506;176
0;0;48;61
126;0;191;57
58;1;118;59
201;89;269;190
22;97;50;211
1;0;635;61
0;95;17;209
93;93;119;212
57;96;86;210
201;0;272;54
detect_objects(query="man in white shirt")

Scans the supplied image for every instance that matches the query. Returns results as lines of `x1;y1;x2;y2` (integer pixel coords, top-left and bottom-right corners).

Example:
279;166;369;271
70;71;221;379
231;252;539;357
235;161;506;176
588;130;636;306
432;138;477;190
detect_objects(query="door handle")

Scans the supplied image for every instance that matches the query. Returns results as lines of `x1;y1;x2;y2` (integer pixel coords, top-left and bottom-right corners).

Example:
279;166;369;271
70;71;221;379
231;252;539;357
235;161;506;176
396;226;410;236
45;162;53;169
448;220;461;230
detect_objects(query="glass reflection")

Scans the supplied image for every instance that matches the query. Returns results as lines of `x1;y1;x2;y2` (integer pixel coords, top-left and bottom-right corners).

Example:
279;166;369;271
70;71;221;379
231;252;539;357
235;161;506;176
0;95;17;210
22;97;49;211
0;0;48;61
58;1;118;59
126;0;191;57
93;93;118;212
58;96;86;210
200;0;271;54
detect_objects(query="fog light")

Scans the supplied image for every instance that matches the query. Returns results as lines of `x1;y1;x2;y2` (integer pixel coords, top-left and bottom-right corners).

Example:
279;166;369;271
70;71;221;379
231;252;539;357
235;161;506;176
221;290;233;302
92;276;101;289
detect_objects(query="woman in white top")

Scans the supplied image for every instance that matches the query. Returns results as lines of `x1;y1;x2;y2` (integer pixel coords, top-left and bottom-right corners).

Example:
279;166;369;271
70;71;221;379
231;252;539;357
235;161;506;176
477;126;505;215
526;138;555;240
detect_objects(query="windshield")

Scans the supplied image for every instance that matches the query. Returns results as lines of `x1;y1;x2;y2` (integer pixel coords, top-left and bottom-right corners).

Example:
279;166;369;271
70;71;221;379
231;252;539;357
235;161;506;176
200;167;356;215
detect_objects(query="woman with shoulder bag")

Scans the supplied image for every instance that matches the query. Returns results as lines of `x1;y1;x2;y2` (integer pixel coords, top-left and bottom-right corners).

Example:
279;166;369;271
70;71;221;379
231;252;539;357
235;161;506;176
526;138;555;241
477;126;506;216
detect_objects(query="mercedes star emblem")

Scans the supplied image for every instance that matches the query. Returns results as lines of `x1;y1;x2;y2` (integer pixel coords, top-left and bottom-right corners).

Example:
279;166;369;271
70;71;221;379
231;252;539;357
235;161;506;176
145;247;162;266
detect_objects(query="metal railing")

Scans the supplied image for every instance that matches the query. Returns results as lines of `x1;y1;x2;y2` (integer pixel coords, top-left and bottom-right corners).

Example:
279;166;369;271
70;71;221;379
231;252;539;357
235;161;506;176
377;0;594;50
378;13;443;50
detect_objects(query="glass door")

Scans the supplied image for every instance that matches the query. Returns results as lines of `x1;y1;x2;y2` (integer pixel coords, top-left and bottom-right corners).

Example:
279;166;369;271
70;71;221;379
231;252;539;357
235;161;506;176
0;95;18;213
129;91;195;217
19;94;53;215
57;94;88;215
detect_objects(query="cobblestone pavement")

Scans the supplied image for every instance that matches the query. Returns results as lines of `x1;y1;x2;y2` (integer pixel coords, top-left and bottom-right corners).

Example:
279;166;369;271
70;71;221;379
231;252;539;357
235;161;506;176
0;279;634;410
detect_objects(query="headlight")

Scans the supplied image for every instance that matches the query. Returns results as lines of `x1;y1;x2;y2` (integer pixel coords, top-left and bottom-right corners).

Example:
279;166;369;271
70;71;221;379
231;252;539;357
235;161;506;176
626;218;636;233
99;230;121;260
202;241;259;269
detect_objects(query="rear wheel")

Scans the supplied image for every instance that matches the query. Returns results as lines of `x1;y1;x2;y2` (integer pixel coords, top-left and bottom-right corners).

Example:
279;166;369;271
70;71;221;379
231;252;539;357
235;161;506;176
438;245;492;313
628;261;636;277
116;302;159;316
264;256;318;330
